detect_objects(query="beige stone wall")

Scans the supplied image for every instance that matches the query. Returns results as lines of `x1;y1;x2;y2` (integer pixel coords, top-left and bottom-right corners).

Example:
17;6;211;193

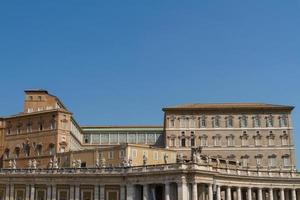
164;109;295;169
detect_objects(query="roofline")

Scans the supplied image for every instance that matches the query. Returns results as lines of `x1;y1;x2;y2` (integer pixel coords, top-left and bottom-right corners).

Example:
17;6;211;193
81;125;163;128
2;109;72;119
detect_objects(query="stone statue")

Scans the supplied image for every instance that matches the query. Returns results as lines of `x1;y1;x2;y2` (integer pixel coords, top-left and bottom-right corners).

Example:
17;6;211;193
128;159;132;167
8;160;12;169
72;160;76;168
12;159;16;169
28;159;32;168
53;156;58;169
143;154;148;166
95;158;100;168
32;159;37;169
76;159;82;168
216;157;220;168
164;154;169;164
100;157;106;168
48;158;53;169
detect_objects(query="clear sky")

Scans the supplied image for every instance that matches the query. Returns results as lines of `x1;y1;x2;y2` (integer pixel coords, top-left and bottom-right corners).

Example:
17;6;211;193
0;1;300;166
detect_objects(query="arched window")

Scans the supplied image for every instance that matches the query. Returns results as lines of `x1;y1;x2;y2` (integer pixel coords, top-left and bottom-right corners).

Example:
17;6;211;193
190;132;195;147
23;143;30;157
36;144;42;156
27;121;32;133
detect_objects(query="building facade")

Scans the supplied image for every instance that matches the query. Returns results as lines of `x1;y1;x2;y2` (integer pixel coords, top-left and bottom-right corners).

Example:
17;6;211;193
0;90;299;200
163;103;295;170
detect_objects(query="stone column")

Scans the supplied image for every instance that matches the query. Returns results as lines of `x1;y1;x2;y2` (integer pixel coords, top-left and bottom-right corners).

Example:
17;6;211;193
75;185;80;200
120;185;126;200
178;180;188;200
99;185;105;200
258;188;263;200
237;187;242;200
143;184;149;200
192;183;198;200
247;188;252;200
47;185;51;200
269;188;273;200
126;185;134;200
26;185;30;200
208;184;213;200
70;185;75;200
51;185;56;200
226;187;231;200
291;189;296;200
165;183;170;200
5;185;9;200
94;185;99;200
280;188;285;200
30;185;35;200
217;185;221;200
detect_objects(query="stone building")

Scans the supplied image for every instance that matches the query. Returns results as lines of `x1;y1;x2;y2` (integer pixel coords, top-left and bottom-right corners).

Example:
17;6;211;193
0;90;299;200
163;103;295;170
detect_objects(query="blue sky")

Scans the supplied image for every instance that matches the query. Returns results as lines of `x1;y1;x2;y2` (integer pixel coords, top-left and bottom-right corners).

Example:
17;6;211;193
0;1;300;166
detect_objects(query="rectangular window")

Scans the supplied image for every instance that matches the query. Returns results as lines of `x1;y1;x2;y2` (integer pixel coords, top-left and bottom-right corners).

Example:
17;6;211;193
81;190;93;200
200;138;207;147
170;138;175;147
131;149;137;159
92;134;100;144
191;138;195;147
283;156;290;167
101;134;109;144
58;190;68;200
119;150;125;158
269;157;276;168
118;133;127;143
110;133;118;144
108;151;114;160
153;151;158;160
137;133;146;144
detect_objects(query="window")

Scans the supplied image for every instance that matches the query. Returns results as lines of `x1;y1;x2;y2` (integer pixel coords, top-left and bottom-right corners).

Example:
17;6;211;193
253;115;261;128
212;116;221;128
169;116;176;128
36;144;42;156
170;138;175;147
17;127;21;134
189;117;196;128
268;133;275;146
50;118;56;130
27;108;33;113
254;133;262;146
15;147;20;158
38;96;42;101
199;115;206;128
28;96;33;100
6;128;11;135
266;115;273;127
241;132;248;146
239;115;248;128
279;114;288;127
37;107;43;112
27;121;32;133
181;138;186;147
255;155;263;167
119;150;125;159
153;151;158;160
226;116;234;128
39;122;43;131
241;155;249;168
190;138;195;147
227;135;235;147
268;155;276;168
4;148;10;159
282;155;290;167
213;135;221;146
60;147;65;153
49;143;55;155
200;135;208;147
108;151;114;159
131;149;137;159
58;190;68;200
83;135;90;144
179;117;189;128
281;133;288;146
